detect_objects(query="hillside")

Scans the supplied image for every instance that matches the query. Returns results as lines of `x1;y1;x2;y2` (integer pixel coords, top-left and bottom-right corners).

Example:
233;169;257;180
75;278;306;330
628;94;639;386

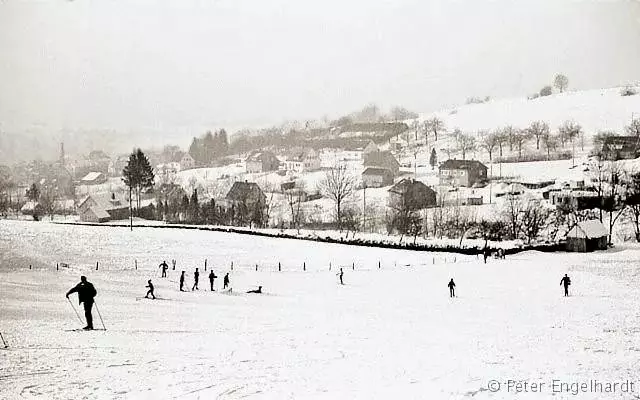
420;86;640;135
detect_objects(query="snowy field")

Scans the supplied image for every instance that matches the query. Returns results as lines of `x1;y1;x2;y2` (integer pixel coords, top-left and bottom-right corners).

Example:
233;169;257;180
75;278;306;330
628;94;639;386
2;220;640;399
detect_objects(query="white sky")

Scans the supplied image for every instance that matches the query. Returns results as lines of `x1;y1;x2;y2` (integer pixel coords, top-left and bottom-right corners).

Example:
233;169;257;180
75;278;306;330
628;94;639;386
1;0;639;133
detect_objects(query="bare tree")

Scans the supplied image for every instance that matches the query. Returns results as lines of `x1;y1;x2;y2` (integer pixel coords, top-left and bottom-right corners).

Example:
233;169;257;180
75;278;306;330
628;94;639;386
541;132;559;160
494;129;508;157
624;171;640;241
480;131;499;162
625;118;640;137
318;164;356;231
454;130;476;160
558;120;582;148
511;129;530;160
527;120;549;150
390;106;418;121
38;186;59;221
501;194;524;239
540;85;553;97
502;125;517;152
424;117;445;141
592;130;616;157
283;181;306;233
520;199;552;243
553;74;569;93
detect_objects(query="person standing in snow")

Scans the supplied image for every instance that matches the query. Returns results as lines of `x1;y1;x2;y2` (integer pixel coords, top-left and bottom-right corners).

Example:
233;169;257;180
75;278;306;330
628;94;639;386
338;268;344;285
179;271;186;292
560;274;571;297
159;261;169;278
145;279;156;299
482;247;490;264
208;270;217;291
192;268;200;291
223;272;230;289
172;259;176;270
448;279;456;298
66;276;97;330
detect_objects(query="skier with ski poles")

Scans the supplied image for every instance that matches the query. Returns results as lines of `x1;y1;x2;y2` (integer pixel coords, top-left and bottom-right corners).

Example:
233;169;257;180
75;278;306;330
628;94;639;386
66;276;97;330
145;280;156;299
159;260;169;278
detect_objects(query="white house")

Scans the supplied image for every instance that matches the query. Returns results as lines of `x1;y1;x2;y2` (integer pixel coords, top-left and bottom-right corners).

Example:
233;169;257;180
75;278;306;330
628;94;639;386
284;149;321;173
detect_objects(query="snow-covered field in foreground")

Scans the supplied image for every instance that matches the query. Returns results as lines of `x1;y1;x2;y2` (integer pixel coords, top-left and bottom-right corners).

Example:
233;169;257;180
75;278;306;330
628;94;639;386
2;221;640;399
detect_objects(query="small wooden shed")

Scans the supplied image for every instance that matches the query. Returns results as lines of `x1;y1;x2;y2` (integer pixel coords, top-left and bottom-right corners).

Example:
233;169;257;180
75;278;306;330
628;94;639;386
565;220;608;252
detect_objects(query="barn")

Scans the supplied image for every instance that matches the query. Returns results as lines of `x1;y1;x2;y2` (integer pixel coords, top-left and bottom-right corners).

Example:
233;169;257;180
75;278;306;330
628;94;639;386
565;220;608;252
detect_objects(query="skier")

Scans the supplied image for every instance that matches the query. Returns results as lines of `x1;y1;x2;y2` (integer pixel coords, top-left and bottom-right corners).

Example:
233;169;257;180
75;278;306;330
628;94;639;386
560;274;571;297
145;279;156;299
223;272;230;289
448;278;456;298
247;286;262;294
159;260;169;278
192;268;200;291
179;271;186;292
172;259;176;271
208;270;217;291
338;268;344;285
66;276;97;330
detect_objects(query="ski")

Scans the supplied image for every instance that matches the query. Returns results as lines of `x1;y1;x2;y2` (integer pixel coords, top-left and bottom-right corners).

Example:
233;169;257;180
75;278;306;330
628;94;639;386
64;328;107;332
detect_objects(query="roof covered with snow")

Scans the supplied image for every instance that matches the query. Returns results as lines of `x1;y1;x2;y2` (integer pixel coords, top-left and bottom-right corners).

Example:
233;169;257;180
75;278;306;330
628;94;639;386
80;172;105;182
440;159;487;171
566;220;608;239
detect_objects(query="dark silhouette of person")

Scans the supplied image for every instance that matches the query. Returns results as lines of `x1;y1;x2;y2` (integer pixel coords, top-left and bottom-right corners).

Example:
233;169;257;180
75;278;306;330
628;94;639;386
482;247;490;264
448;279;456;297
159;261;169;278
192;268;200;291
338;268;344;285
179;271;186;292
66;276;97;330
145;280;156;299
208;271;217;291
223;273;230;289
560;274;571;297
247;286;262;294
172;259;176;270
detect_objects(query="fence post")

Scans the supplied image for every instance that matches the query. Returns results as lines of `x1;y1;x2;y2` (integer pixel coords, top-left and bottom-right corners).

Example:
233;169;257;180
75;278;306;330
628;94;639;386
378;261;381;269
30;264;32;270
255;264;258;271
96;261;99;271
303;262;306;271
329;262;332;271
231;261;234;271
278;262;281;272
56;263;58;271
352;262;355;271
135;259;137;270
204;259;207;271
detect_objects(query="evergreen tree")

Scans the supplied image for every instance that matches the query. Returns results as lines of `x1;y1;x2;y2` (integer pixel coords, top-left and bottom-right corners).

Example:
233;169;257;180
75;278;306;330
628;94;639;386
181;194;190;222
122;148;155;228
429;148;437;170
218;129;229;156
26;183;40;201
190;189;200;222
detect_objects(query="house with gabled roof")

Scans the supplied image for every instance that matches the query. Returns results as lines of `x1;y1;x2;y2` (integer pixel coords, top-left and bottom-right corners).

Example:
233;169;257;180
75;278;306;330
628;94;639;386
388;178;436;211
80;172;107;185
565;220;608;252
225;181;268;227
362;167;394;188
601;136;640;160
246;151;280;173
363;151;400;177
78;192;130;222
439;159;487;187
284;149;321;173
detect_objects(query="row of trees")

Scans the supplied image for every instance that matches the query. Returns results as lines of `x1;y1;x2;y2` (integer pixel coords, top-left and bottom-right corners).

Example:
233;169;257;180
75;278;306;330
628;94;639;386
188;129;229;166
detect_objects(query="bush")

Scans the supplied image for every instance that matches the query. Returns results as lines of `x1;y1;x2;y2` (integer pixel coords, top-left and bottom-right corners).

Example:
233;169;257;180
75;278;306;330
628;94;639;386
539;86;553;97
621;86;638;97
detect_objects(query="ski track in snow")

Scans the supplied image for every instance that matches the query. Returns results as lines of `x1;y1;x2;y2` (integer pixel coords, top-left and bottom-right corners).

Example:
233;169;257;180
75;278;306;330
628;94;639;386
2;220;640;399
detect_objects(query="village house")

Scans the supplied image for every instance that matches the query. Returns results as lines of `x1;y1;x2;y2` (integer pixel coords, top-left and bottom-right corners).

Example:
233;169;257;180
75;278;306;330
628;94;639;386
565;220;608;252
225;181;268;226
284;149;321;173
388;178;437;211
245;151;281;173
179;153;196;171
363;141;379;156
363;151;401;177
107;155;129;177
78;192;130;223
80;172;107;186
550;190;603;211
362;167;394;188
601;136;640;160
439;159;488;187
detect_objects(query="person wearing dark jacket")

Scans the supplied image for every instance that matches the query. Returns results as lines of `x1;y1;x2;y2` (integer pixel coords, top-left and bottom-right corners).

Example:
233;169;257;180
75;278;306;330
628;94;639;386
66;276;97;330
208;271;217;291
145;280;156;299
159;261;169;278
560;274;571;297
179;271;186;292
223;273;230;289
448;279;456;298
192;268;200;291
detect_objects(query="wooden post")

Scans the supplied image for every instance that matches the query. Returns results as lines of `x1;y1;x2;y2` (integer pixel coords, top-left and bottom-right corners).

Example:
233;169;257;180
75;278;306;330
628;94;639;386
135;259;137;270
432;257;435;264
303;262;306;271
255;264;258;271
204;259;207;271
352;262;355;271
231;261;234;271
56;263;58;271
96;261;99;271
378;261;381;269
278;262;281;272
30;265;32;270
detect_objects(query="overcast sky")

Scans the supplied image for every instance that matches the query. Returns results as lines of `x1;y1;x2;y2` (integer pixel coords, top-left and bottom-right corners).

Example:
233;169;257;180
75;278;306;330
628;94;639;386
1;0;639;134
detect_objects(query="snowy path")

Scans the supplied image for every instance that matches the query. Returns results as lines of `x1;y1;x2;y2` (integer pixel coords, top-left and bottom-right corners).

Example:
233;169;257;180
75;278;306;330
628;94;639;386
2;220;640;399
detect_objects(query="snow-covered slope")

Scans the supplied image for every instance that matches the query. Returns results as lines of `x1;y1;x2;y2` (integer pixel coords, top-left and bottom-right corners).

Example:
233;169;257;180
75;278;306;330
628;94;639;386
422;87;640;134
2;220;640;399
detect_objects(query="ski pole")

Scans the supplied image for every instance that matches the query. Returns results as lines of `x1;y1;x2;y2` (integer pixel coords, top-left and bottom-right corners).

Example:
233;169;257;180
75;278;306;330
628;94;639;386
94;301;106;330
0;332;8;348
67;297;84;324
